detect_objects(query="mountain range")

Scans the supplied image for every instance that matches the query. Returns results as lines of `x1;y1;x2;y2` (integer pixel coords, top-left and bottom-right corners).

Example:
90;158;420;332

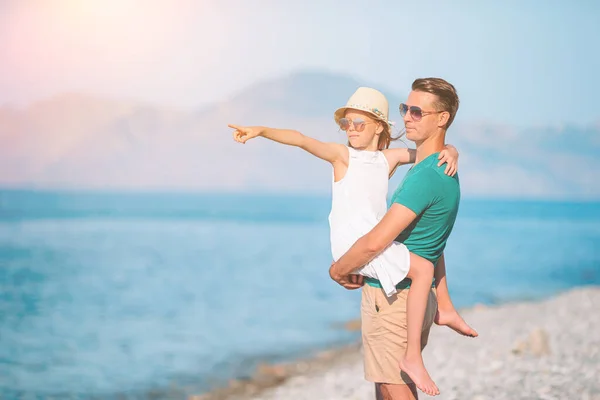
1;70;598;199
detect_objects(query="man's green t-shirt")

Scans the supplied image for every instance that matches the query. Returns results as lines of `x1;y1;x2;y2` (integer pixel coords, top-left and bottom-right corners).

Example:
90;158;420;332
366;152;460;289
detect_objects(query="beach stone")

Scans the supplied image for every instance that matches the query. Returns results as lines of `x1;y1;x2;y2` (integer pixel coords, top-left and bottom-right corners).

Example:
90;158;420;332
228;379;243;390
296;362;310;373
256;363;287;378
511;327;551;356
316;350;335;360
253;363;288;387
529;327;551;356
512;339;528;354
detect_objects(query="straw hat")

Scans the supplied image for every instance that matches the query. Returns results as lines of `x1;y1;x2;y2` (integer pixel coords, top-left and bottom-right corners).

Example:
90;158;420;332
333;87;392;126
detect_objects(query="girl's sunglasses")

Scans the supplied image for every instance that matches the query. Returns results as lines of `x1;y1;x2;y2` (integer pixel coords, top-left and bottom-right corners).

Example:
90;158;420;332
338;117;372;132
399;103;443;122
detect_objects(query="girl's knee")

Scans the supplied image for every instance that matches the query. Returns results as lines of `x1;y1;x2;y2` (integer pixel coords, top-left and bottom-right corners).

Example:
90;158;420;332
408;253;434;279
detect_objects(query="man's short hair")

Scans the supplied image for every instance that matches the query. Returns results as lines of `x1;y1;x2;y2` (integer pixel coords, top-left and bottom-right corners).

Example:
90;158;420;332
412;78;460;129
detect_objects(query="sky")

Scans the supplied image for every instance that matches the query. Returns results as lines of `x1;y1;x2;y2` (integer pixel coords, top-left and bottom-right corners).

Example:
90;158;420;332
0;0;599;128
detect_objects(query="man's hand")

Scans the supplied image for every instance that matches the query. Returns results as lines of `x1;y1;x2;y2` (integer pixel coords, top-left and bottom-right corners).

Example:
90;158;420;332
329;262;364;290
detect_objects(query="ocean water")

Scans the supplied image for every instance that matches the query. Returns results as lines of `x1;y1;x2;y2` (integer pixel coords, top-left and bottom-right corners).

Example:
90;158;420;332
1;189;599;399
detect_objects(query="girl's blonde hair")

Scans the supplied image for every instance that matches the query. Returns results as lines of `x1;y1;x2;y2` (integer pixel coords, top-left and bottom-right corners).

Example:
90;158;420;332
377;120;403;150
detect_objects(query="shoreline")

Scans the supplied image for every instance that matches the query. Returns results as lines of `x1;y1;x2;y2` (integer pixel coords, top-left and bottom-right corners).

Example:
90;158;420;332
190;285;600;400
189;340;364;400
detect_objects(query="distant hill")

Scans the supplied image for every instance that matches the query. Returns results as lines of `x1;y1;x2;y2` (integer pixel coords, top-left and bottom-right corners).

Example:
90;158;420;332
0;70;598;199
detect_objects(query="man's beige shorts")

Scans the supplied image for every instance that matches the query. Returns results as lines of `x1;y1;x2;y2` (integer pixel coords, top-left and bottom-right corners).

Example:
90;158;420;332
361;284;438;385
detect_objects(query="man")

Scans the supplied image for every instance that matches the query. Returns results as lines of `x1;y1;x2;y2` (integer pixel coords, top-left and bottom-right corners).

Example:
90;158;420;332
329;77;465;400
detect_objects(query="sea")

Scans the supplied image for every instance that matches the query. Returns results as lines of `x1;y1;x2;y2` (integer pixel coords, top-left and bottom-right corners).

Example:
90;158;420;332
1;189;599;399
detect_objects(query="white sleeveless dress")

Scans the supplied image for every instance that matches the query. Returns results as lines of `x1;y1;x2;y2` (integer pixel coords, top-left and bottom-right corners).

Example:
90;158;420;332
328;147;410;297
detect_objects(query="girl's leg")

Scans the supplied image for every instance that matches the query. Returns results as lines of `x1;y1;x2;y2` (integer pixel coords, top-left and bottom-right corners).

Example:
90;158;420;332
398;253;439;396
433;254;478;337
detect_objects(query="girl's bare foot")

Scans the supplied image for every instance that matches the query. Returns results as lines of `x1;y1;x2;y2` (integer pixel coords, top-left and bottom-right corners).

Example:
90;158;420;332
399;355;440;396
435;308;478;337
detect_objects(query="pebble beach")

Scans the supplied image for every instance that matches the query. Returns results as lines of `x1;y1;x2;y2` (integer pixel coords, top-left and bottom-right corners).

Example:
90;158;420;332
195;286;600;400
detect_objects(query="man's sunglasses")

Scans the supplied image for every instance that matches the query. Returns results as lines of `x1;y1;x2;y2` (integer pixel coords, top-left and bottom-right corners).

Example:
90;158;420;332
399;103;443;122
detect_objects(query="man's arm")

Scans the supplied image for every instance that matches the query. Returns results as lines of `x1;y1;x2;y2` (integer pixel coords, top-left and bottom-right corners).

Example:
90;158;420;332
329;168;439;289
329;203;418;281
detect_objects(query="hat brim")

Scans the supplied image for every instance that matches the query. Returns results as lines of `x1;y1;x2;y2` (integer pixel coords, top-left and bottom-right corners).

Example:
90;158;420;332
333;106;386;124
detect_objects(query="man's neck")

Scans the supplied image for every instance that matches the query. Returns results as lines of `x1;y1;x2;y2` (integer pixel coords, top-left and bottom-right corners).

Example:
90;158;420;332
415;130;446;164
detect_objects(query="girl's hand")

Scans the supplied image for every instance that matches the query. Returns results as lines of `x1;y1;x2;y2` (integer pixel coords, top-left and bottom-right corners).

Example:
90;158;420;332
438;145;459;176
229;124;262;144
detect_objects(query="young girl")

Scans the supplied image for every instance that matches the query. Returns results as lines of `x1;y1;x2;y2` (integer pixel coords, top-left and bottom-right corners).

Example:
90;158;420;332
228;87;476;396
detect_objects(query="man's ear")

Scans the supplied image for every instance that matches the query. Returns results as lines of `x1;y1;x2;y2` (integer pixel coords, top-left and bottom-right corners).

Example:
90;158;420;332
438;111;450;128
